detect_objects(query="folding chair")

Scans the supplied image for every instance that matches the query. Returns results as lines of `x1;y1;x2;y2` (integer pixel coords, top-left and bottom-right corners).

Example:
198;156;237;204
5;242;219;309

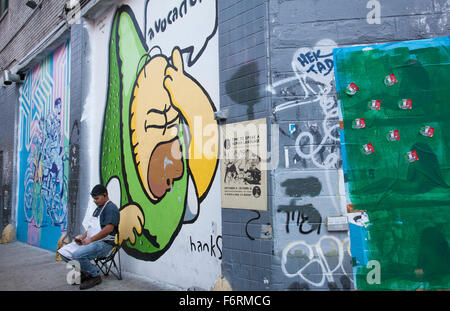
94;244;122;280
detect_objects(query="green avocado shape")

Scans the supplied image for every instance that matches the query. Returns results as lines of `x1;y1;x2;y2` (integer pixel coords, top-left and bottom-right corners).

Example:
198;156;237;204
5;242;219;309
100;5;188;261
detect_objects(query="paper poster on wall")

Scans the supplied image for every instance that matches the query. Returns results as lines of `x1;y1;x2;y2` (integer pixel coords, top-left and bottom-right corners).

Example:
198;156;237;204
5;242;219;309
221;118;267;210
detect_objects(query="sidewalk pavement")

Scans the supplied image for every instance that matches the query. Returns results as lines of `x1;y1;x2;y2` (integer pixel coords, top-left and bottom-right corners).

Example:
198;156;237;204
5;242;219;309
0;241;180;291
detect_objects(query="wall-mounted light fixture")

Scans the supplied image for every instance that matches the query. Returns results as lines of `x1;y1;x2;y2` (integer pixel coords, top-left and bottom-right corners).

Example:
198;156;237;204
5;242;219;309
3;70;24;85
25;1;42;10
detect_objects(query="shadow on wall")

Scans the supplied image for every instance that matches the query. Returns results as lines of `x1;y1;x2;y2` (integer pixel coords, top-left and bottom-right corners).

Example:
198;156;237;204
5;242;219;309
416;226;450;285
225;61;260;118
67;120;80;237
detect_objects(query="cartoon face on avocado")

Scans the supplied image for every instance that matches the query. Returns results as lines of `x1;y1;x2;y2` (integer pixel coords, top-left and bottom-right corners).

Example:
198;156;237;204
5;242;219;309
100;6;218;261
131;53;184;202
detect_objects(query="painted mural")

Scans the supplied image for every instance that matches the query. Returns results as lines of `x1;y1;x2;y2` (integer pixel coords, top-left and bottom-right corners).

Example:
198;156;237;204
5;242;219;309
334;37;450;290
16;41;71;251
100;2;219;261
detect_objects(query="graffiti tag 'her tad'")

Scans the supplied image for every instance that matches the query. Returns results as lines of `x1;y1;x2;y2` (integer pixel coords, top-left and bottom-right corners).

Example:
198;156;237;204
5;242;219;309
296;50;334;77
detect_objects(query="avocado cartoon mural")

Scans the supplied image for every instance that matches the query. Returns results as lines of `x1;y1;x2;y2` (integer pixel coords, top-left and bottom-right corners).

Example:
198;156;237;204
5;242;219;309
100;4;218;261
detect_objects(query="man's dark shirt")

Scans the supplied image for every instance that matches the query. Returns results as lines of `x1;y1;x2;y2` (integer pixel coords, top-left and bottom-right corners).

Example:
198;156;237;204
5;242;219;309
93;201;120;245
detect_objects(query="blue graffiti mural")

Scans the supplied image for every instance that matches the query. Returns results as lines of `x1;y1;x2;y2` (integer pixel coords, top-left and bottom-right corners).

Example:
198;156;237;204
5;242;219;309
17;42;70;251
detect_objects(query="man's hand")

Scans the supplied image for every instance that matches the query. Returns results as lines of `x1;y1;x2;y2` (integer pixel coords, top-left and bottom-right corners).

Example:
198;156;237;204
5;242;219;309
74;234;86;245
82;225;114;245
118;204;144;245
81;238;92;245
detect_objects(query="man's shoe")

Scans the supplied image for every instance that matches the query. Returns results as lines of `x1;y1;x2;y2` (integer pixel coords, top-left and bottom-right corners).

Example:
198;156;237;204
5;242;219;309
70;271;89;285
80;275;102;290
80;271;90;283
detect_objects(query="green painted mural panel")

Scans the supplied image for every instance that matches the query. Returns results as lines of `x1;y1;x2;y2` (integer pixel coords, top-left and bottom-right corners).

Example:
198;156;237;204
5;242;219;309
334;37;450;290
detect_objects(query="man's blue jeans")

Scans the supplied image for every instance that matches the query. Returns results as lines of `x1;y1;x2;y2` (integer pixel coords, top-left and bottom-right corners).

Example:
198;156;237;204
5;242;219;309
70;241;113;277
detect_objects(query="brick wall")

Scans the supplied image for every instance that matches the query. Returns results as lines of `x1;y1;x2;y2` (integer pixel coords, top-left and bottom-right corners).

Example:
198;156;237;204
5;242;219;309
219;0;269;123
218;0;274;291
0;0;67;70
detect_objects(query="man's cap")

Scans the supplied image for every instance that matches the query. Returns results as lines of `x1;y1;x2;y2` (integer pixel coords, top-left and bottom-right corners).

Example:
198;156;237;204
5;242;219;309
90;184;108;196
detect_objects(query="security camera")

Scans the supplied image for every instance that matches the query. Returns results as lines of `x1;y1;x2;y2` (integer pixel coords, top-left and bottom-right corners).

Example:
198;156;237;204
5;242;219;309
26;1;42;9
214;110;228;121
3;70;24;85
26;1;38;9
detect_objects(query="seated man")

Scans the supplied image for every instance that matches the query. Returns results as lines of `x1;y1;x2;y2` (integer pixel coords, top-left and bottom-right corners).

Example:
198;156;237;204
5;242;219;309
59;184;120;290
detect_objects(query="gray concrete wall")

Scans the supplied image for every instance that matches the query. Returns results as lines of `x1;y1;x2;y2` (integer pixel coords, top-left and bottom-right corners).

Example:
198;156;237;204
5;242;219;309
66;21;89;238
268;0;449;291
0;84;19;231
219;0;448;291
